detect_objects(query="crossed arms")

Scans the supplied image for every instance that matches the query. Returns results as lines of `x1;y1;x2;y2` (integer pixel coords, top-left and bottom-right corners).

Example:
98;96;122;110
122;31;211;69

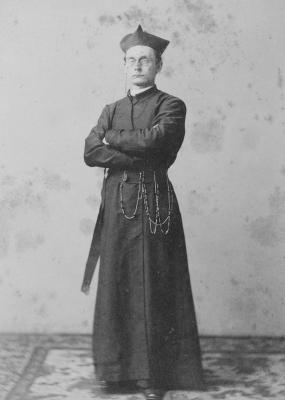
84;97;186;169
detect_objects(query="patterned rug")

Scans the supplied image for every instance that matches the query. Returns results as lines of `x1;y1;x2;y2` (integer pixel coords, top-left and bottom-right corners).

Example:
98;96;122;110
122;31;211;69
2;335;285;400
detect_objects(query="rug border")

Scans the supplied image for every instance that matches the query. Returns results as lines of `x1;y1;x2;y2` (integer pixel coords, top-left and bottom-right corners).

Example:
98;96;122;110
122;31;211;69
5;341;285;400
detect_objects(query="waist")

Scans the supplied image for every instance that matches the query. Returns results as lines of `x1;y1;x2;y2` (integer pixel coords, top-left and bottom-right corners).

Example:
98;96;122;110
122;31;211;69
107;167;168;184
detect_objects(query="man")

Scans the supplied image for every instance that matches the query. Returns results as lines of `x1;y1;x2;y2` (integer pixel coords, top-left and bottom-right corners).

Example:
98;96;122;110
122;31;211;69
81;25;204;399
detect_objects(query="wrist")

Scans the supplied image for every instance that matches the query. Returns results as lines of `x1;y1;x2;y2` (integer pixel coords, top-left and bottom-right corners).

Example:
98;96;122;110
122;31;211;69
105;129;114;144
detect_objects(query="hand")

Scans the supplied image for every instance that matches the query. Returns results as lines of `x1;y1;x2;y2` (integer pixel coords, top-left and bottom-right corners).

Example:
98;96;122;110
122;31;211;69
81;283;90;295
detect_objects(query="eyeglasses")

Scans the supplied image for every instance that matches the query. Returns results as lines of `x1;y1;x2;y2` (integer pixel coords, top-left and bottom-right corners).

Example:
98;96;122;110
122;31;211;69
125;57;154;67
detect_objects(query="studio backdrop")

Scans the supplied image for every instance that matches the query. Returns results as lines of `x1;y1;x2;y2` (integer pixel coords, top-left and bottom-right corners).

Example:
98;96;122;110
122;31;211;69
1;0;285;336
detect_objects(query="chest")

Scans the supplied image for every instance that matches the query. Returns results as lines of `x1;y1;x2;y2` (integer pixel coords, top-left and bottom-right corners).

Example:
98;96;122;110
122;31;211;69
111;97;157;130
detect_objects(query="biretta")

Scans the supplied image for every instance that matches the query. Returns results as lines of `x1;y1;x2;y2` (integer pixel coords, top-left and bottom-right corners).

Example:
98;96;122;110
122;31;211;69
120;24;170;54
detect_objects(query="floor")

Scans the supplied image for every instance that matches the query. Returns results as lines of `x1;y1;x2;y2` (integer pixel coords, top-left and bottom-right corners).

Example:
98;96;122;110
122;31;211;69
1;334;285;400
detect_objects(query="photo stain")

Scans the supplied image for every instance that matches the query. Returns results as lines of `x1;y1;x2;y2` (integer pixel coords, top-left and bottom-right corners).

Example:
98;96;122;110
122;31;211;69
85;195;99;209
30;294;40;303
86;39;96;50
181;0;217;34
227;100;235;108
230;278;241;287
122;6;162;31
0;180;47;225
187;190;209;215
42;172;71;192
98;7;161;31
264;114;274;123
171;31;182;45
98;14;116;26
248;215;283;247
15;232;45;252
191;118;225;153
79;218;95;235
268;187;285;214
248;185;285;248
162;66;174;78
1;174;16;186
14;290;23;298
48;291;57;300
216;107;227;121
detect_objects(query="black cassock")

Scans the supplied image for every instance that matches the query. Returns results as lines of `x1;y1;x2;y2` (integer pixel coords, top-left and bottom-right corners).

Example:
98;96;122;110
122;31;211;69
82;85;204;389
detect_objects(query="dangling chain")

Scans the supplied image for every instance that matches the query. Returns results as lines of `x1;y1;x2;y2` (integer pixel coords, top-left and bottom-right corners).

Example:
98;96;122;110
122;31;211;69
119;171;143;220
119;170;174;235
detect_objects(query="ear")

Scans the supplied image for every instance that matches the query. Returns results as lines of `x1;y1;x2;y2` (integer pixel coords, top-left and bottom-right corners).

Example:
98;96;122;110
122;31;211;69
123;58;128;73
156;60;162;73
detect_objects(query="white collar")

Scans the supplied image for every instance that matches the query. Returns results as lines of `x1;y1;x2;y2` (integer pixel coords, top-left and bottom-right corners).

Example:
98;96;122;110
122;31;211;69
129;85;154;97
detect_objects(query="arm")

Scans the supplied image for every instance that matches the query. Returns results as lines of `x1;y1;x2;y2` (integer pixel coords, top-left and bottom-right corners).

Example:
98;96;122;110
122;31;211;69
84;105;143;168
105;97;186;155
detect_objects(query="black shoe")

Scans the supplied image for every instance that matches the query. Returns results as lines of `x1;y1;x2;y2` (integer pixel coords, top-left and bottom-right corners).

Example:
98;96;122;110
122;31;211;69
142;388;165;400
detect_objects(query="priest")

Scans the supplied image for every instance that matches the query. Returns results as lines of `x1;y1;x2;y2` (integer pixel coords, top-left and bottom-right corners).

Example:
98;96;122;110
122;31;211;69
81;25;204;400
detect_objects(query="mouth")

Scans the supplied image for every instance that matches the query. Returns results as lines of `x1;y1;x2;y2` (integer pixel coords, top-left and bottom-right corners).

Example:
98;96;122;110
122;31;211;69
132;74;144;78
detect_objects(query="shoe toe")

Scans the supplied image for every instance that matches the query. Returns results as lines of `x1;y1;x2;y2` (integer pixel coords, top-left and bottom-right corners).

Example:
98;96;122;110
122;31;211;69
143;388;164;400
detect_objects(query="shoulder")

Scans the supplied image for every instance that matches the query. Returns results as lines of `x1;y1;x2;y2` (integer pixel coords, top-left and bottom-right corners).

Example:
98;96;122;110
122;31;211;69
105;95;128;111
100;96;127;120
156;90;187;112
154;90;187;117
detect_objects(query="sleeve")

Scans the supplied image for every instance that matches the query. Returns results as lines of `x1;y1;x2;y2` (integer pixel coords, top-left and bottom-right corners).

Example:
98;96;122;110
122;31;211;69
84;105;144;168
104;97;186;156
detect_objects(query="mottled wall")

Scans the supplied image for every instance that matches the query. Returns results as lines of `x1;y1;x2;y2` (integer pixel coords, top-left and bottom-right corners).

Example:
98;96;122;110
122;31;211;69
1;0;285;335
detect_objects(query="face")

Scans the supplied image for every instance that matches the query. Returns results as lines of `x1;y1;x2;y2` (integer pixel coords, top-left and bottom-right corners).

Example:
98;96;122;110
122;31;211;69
125;45;161;87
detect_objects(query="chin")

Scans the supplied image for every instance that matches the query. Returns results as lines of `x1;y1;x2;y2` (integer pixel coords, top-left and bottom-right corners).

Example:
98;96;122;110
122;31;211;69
132;79;149;86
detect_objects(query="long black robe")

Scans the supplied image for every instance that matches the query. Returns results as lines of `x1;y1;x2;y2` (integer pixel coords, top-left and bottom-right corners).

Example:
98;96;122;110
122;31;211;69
82;85;204;390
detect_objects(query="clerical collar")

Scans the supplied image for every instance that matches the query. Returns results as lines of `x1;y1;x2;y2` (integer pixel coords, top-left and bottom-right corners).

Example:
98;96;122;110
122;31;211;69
130;85;154;96
127;84;158;100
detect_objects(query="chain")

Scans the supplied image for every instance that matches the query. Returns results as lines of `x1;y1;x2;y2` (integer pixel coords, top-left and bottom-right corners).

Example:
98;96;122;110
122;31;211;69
119;171;142;219
119;170;173;234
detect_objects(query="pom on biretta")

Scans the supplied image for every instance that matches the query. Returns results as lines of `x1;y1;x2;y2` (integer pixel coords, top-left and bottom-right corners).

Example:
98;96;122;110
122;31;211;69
120;24;170;54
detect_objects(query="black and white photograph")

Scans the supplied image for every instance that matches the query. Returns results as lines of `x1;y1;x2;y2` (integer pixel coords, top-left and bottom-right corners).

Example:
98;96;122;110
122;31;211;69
1;1;285;399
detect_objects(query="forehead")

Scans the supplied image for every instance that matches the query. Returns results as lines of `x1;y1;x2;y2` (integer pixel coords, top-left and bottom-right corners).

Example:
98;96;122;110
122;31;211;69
126;45;155;59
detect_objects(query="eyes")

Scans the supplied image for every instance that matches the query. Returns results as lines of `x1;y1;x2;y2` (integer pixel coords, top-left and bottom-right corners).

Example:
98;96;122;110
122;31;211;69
125;57;154;67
